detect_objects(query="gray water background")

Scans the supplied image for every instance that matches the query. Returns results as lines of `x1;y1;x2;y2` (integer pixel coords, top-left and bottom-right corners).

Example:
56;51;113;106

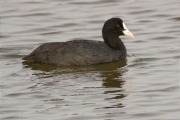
0;0;180;120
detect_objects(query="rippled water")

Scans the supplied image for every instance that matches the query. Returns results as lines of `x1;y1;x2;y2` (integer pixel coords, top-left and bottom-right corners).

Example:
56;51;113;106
1;0;180;120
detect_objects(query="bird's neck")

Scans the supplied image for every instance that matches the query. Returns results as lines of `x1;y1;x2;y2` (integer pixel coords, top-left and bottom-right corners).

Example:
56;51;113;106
103;35;126;53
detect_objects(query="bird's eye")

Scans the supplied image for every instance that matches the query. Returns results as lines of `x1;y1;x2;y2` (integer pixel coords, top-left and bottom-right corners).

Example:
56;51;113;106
116;24;120;28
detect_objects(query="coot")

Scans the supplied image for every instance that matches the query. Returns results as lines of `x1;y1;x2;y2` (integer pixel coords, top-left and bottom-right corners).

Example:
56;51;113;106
23;18;134;65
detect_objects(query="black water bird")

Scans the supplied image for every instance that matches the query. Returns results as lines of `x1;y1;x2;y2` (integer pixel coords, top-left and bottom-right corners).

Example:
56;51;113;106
23;18;134;65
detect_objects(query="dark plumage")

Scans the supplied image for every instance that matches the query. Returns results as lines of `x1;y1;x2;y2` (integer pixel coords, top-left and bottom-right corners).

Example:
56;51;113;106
22;18;134;66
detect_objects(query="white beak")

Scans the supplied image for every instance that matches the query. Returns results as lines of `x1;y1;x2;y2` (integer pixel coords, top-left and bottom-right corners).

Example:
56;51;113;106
122;22;134;38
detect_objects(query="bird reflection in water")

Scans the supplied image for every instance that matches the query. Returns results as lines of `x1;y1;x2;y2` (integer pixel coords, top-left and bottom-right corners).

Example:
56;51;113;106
22;60;128;109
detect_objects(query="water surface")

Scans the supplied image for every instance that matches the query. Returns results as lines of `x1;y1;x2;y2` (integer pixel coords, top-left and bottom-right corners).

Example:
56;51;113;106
0;0;180;120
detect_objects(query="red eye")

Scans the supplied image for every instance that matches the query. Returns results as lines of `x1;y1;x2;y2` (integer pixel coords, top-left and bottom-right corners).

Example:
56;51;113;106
116;24;120;28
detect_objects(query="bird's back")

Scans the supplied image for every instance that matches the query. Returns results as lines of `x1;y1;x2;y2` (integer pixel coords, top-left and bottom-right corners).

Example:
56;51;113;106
23;40;125;65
